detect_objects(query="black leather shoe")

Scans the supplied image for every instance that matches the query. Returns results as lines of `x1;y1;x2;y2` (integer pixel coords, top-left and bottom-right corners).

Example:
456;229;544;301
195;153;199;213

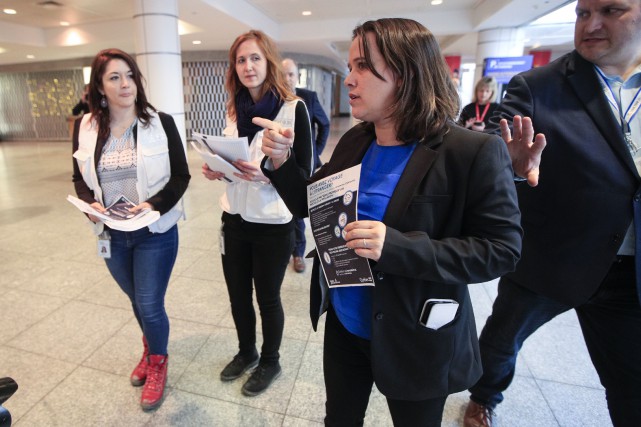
220;354;259;382
241;362;282;396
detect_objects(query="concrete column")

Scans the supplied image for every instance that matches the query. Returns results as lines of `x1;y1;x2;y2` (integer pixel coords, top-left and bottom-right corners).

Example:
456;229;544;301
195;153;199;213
474;27;525;83
133;0;186;145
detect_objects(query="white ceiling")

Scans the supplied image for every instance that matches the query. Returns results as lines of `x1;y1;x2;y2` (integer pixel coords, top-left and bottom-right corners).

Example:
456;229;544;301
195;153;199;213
0;0;576;70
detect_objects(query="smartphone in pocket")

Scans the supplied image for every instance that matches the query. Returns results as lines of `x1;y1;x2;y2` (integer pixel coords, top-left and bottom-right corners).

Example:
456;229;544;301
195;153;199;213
419;299;459;330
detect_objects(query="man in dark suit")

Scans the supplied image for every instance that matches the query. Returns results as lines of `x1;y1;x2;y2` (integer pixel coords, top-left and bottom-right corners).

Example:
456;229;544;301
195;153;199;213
282;58;331;273
464;1;641;426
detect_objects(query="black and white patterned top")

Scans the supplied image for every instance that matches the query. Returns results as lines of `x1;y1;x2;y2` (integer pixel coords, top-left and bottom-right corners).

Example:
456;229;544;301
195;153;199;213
98;120;138;207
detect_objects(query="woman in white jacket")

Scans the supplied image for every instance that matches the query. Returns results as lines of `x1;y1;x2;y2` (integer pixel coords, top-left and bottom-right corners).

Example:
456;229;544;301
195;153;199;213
202;30;313;396
72;48;190;411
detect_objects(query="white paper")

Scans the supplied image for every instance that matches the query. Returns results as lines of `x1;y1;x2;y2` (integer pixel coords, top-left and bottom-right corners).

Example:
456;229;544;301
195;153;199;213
190;140;242;183
192;131;249;163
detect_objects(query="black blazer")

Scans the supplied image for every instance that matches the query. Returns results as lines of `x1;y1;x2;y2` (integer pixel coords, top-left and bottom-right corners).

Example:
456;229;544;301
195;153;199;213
488;51;641;306
296;88;330;169
263;121;522;400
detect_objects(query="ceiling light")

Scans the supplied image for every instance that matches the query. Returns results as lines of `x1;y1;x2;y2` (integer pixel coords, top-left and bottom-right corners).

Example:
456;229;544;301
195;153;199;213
3;8;17;14
37;1;63;10
26;55;35;59
63;30;84;46
192;40;202;45
60;21;70;26
431;0;443;5
302;11;312;16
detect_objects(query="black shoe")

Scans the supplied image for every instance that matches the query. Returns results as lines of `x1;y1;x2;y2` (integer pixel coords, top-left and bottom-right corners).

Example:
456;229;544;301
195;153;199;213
241;362;282;396
220;354;259;382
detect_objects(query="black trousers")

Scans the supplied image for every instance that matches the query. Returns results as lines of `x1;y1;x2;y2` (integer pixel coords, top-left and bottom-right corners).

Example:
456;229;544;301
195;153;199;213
220;212;295;363
323;306;447;427
470;256;641;427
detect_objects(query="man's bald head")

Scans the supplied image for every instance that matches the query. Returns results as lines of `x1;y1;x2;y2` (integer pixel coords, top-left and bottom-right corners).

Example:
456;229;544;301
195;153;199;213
282;58;299;91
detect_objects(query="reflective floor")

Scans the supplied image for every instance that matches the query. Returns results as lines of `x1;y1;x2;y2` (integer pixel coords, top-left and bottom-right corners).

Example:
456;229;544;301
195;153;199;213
0;118;611;426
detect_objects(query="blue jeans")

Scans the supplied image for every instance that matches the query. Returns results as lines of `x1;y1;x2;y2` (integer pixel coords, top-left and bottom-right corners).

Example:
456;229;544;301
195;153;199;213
104;225;178;355
470;259;641;427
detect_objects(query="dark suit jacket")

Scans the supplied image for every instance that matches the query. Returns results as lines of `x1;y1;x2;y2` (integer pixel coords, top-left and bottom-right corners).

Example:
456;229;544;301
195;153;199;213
296;88;330;169
487;50;641;306
263;121;522;400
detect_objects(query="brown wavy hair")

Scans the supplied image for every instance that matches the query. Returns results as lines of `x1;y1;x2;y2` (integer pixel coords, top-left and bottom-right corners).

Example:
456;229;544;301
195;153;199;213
225;30;295;120
88;48;155;140
352;18;459;143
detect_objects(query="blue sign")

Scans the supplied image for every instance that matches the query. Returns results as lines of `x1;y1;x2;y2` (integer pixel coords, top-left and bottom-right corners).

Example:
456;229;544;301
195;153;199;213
483;56;534;84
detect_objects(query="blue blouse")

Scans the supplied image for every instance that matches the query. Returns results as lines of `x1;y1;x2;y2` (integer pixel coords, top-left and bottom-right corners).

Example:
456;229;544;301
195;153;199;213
330;140;417;339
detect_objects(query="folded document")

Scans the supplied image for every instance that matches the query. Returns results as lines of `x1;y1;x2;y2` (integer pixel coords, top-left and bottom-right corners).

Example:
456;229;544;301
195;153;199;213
67;194;160;232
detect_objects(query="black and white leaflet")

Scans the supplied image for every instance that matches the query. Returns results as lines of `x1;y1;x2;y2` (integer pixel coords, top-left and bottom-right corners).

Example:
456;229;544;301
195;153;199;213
307;164;374;288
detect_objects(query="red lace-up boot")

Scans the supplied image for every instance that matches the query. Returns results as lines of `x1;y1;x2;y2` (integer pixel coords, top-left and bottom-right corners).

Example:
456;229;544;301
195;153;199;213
140;354;168;410
130;336;149;386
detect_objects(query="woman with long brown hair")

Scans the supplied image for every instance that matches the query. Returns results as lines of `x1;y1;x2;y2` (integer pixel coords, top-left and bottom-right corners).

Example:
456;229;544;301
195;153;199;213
72;48;190;410
202;30;313;396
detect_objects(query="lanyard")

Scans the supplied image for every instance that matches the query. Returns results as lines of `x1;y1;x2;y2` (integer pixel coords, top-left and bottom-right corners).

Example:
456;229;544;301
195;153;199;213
475;102;491;122
595;67;641;153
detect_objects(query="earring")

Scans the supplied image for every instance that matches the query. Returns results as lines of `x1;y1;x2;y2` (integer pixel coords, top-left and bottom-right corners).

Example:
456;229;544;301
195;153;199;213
100;96;108;108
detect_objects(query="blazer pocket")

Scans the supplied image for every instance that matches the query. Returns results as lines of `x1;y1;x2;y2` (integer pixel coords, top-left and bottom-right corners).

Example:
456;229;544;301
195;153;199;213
404;194;453;233
410;194;452;203
416;311;461;334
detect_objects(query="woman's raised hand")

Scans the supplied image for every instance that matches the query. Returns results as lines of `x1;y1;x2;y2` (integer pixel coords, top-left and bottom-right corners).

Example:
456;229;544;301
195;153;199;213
253;117;294;169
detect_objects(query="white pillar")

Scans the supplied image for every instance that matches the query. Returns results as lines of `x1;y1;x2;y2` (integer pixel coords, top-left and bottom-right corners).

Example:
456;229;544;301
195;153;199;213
474;27;525;83
133;0;186;145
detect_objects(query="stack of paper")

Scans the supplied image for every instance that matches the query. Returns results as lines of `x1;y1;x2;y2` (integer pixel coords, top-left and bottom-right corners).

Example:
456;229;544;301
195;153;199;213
67;194;160;232
190;132;250;183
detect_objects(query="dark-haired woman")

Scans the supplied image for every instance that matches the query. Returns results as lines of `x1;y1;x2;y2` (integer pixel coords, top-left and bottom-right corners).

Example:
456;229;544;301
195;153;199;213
260;18;521;426
72;48;190;410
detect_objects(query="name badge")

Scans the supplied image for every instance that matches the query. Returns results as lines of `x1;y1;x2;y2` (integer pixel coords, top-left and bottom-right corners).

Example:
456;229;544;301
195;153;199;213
98;231;111;259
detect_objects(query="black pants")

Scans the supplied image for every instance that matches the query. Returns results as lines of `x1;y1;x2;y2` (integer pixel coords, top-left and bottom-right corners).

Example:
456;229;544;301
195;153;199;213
323;307;447;427
220;213;294;363
470;257;641;427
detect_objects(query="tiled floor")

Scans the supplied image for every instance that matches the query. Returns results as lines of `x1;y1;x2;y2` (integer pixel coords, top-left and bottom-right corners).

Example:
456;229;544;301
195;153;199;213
0;118;612;426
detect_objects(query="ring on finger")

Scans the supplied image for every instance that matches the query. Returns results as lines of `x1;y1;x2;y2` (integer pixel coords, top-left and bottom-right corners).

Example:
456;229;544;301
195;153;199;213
363;239;367;248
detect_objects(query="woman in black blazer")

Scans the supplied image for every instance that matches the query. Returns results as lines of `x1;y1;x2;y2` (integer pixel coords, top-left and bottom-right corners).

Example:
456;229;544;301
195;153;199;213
258;18;522;426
